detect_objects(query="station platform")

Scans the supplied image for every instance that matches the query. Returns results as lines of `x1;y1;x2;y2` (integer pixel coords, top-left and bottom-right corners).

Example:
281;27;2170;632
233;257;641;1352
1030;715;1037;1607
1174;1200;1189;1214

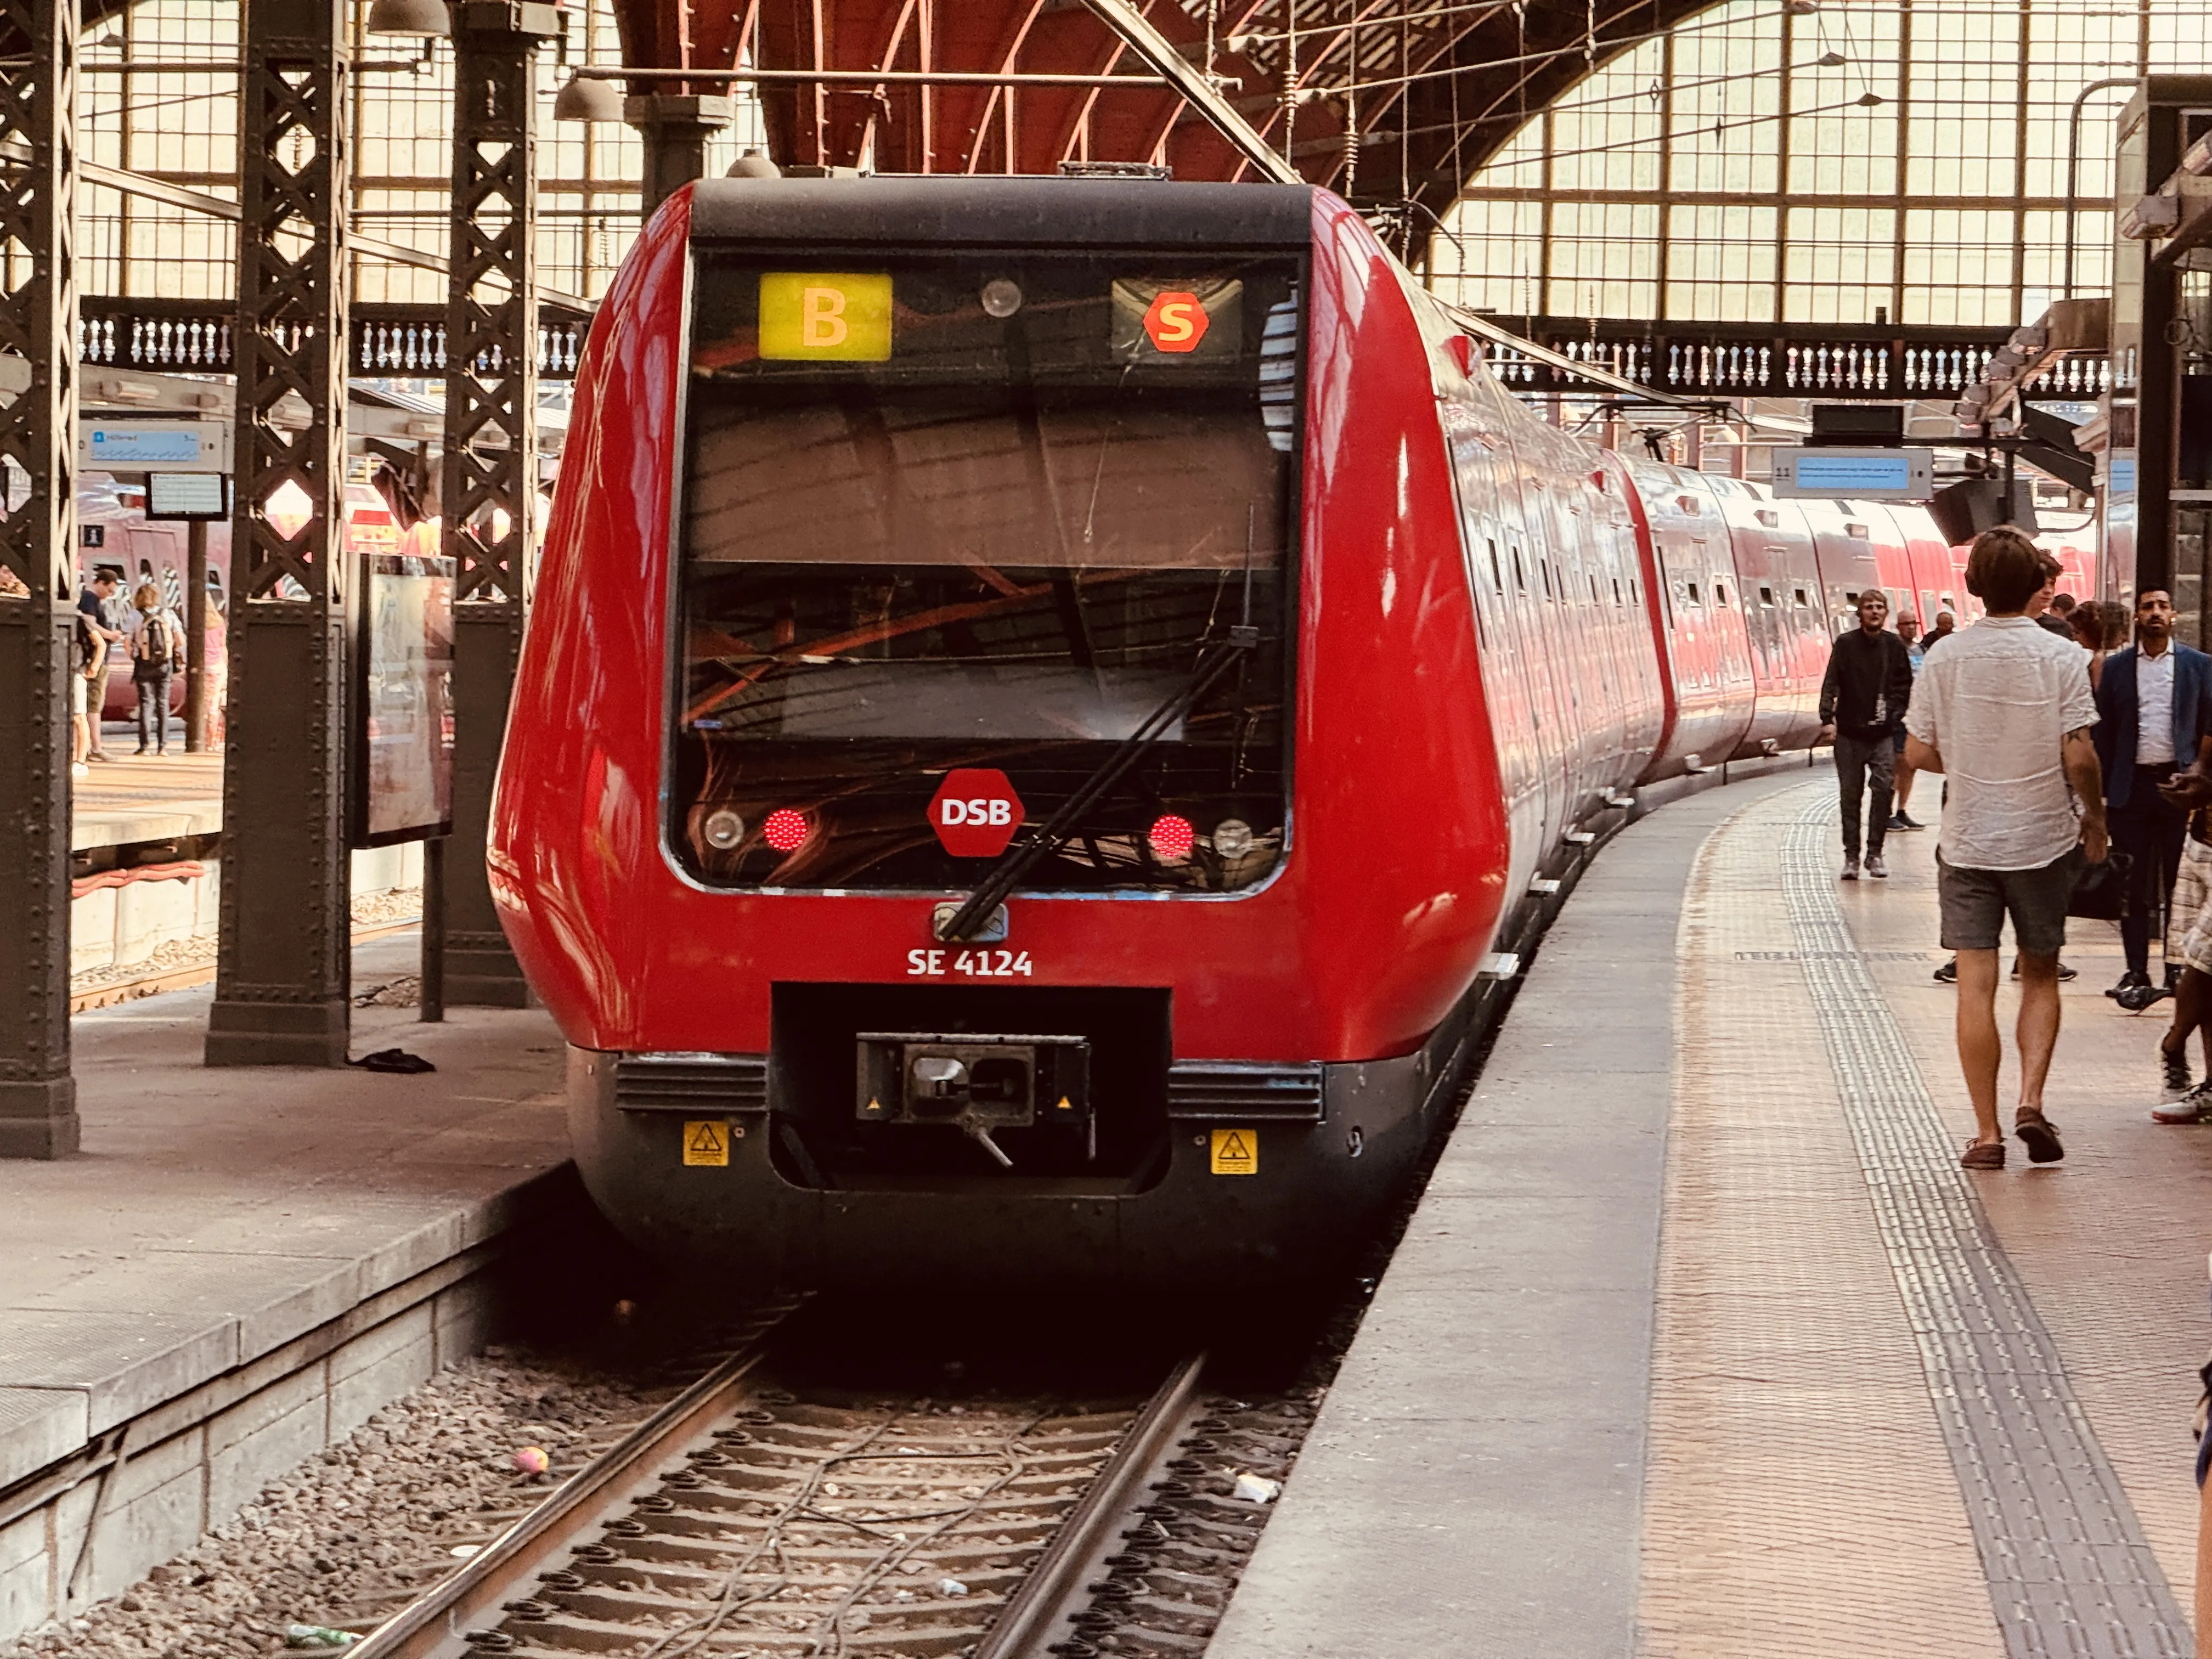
1209;772;2209;1658
66;752;423;994
0;933;571;1644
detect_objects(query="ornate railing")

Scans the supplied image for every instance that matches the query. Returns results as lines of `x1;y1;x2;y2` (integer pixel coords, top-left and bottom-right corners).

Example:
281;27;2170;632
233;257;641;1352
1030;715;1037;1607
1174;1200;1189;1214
1481;317;2021;401
76;296;591;380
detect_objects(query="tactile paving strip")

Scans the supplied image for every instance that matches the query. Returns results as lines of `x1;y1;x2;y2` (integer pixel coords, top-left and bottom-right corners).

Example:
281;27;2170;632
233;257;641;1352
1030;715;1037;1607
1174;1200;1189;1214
1780;790;2190;1657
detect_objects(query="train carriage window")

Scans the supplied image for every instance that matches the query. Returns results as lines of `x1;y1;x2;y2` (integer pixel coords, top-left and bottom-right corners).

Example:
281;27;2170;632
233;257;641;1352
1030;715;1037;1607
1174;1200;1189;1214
1686;582;1702;605
1713;580;1730;607
1487;538;1502;594
1759;586;1774;606
1613;577;1622;606
672;249;1302;896
1511;548;1527;591
1794;588;1808;606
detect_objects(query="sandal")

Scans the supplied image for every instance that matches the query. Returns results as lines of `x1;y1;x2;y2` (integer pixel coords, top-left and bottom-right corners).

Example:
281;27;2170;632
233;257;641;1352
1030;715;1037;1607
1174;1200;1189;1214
1960;1140;2006;1170
2015;1110;2065;1164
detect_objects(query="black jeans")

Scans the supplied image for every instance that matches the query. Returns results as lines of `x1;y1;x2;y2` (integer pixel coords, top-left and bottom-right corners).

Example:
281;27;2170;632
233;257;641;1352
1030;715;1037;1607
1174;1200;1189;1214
1834;731;1895;859
2110;763;2187;975
134;670;171;751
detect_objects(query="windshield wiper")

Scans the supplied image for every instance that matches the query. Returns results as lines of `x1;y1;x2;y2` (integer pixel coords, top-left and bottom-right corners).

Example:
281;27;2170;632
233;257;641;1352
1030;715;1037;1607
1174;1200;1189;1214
936;624;1260;941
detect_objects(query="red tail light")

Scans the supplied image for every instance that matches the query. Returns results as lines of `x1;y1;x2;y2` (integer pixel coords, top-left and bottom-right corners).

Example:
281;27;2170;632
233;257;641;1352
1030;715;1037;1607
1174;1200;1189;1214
762;809;810;853
1148;814;1195;864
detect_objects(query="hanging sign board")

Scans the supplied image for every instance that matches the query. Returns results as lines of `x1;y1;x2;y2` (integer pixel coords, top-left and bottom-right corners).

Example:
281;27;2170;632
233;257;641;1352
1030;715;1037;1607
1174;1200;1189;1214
144;473;230;521
80;419;233;474
1772;447;1936;501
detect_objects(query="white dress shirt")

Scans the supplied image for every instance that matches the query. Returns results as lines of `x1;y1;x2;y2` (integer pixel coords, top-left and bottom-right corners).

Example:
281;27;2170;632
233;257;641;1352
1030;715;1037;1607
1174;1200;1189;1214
1905;617;2098;871
2136;646;2176;765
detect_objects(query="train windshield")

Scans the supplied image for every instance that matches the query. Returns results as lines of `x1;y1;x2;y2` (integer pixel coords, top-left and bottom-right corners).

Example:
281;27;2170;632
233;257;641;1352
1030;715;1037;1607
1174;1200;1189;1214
672;251;1301;895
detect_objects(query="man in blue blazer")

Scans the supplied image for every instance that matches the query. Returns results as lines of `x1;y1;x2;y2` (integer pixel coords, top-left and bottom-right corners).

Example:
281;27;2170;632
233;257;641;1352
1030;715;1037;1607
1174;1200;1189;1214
2093;589;2212;1009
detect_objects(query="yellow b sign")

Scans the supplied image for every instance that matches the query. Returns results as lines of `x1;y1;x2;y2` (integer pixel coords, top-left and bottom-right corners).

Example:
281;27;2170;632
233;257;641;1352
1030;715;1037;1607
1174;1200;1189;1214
759;273;893;361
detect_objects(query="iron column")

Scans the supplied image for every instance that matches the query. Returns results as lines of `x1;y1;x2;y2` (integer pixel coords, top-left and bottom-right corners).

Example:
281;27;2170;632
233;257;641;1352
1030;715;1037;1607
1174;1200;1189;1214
206;0;354;1066
0;0;81;1156
437;0;557;1007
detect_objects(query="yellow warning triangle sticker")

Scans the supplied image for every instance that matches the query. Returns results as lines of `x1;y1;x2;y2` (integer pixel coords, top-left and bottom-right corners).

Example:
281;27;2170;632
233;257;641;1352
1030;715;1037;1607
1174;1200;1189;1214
1220;1132;1250;1159
688;1123;724;1153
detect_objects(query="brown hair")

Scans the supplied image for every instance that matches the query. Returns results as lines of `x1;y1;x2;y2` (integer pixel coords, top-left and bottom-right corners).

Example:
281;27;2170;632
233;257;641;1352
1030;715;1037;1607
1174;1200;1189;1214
1965;527;2045;613
132;582;161;612
2070;605;2103;651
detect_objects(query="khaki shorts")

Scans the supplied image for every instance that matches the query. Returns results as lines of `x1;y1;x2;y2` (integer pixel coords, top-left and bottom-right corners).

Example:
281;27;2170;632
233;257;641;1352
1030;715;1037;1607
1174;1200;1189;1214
2176;837;2212;974
1937;846;2081;956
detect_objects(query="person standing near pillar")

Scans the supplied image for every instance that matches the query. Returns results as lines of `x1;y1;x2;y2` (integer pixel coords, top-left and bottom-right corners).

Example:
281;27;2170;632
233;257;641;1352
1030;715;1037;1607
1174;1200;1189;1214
2093;588;2212;1012
1818;588;1915;881
74;568;123;760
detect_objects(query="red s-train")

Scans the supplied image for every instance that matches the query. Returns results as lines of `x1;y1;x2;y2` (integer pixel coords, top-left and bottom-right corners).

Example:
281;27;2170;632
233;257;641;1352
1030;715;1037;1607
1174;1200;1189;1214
490;177;1976;1286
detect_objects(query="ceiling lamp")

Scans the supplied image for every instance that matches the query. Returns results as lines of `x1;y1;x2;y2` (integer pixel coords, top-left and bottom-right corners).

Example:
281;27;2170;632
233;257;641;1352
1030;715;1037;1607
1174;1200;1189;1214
554;74;625;122
1785;1;1819;14
1856;91;1884;106
726;149;781;178
364;0;449;36
1818;49;1847;66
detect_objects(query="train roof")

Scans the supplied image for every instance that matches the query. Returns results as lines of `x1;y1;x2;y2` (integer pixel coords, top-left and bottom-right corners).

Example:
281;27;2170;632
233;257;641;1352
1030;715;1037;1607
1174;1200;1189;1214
686;177;1317;251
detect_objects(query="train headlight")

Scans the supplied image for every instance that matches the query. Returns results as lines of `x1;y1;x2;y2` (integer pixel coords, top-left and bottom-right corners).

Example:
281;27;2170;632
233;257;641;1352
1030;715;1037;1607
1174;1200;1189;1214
703;809;745;850
1211;817;1254;858
762;809;810;853
1148;814;1196;865
979;278;1023;319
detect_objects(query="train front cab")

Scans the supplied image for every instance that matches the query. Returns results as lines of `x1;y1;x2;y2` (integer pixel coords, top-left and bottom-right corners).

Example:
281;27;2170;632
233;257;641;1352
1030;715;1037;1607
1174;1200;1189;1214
493;179;1526;1289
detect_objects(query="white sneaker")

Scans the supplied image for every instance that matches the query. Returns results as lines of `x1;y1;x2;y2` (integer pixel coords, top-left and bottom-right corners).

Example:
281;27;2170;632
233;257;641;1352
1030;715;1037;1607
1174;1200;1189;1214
70;762;88;776
1841;858;1860;881
1866;854;1888;878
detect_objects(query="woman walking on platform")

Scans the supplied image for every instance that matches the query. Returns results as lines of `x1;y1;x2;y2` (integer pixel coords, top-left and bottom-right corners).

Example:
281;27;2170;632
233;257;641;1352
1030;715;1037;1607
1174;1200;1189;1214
127;581;184;756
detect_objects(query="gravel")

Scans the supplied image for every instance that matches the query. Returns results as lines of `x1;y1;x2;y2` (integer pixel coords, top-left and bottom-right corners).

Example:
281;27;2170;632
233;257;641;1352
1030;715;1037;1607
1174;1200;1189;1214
0;1346;663;1659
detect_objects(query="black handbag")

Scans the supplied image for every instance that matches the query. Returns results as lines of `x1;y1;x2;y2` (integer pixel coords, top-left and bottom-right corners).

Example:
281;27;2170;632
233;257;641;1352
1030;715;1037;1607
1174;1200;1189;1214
2067;848;2134;921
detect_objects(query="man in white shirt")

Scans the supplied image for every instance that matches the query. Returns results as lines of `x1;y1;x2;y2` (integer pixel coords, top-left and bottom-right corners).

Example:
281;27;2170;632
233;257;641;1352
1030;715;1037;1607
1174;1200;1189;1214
1904;527;2106;1171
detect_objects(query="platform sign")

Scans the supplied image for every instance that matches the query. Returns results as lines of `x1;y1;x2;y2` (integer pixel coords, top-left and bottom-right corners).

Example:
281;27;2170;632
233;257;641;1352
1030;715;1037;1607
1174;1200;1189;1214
80;419;232;474
1772;447;1936;501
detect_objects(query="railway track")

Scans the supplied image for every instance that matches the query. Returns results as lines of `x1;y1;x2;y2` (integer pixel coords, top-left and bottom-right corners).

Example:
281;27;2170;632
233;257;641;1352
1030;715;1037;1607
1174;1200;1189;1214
336;1308;1306;1659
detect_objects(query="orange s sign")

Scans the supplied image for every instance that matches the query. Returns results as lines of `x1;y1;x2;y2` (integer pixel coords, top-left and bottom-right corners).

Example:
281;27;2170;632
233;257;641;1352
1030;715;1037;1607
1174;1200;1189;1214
1141;290;1210;353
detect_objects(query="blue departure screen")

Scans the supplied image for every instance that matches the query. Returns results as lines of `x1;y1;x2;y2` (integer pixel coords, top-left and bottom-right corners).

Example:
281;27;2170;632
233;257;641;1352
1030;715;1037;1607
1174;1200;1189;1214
1792;453;1915;492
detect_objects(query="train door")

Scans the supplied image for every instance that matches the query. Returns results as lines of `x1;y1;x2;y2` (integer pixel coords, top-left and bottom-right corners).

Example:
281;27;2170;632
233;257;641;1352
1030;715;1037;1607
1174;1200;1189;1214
1802;498;1885;639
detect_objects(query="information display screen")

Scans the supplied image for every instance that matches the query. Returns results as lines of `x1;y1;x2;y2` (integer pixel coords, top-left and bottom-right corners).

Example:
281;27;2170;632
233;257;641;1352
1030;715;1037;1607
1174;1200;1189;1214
352;542;453;847
1773;447;1934;501
144;473;228;520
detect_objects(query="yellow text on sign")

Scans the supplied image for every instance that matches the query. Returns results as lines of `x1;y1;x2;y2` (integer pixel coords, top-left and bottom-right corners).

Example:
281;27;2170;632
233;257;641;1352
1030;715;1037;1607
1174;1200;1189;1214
682;1119;732;1167
1210;1128;1257;1176
758;273;893;361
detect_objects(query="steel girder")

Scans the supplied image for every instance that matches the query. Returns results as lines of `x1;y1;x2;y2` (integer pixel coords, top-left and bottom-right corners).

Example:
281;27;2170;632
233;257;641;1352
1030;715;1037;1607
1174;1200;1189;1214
614;0;1714;221
0;0;81;1156
206;0;353;1066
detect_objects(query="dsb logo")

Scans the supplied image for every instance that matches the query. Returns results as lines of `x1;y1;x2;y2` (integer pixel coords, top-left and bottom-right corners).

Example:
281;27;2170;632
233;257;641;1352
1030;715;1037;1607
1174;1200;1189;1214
939;798;1014;826
928;769;1026;857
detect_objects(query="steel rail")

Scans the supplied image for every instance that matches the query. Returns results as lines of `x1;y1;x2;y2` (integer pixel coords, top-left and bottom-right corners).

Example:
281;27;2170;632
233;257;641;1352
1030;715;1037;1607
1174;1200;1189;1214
974;1352;1209;1658
345;1307;798;1659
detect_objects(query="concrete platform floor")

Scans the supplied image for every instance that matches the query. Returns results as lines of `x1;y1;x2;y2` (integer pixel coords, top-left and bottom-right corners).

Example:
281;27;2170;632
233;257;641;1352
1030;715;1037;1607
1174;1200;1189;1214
0;933;569;1641
1207;774;2209;1659
71;748;223;853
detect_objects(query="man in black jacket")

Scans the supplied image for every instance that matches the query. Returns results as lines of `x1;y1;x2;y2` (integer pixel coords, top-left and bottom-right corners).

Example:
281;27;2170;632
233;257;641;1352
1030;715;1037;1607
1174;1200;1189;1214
1819;589;1916;881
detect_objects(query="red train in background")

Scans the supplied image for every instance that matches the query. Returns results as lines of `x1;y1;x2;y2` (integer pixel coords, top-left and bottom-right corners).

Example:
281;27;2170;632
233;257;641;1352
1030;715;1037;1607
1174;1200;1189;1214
489;177;2041;1286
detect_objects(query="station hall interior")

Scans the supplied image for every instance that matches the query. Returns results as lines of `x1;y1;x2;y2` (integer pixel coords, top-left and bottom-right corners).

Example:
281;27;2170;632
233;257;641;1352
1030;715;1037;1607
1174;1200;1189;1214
5;0;2212;1656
